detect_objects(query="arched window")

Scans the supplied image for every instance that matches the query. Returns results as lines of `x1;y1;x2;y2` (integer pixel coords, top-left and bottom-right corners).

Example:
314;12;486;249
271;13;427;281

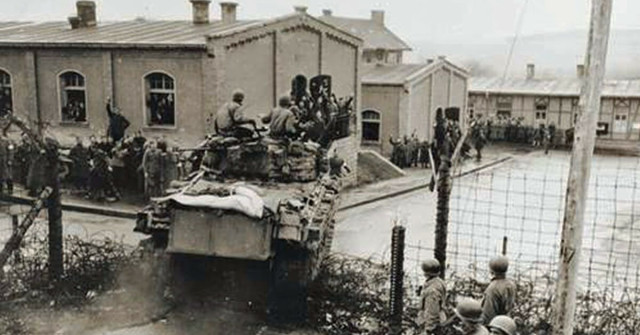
59;71;87;122
362;109;381;142
0;69;13;117
144;72;175;126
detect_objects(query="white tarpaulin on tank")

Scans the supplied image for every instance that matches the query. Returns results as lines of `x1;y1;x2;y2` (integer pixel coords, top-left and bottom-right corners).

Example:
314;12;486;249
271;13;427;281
159;185;265;219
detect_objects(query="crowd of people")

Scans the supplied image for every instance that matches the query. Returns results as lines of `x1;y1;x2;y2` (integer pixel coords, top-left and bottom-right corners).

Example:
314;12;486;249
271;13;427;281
417;256;517;335
0;98;183;202
214;85;352;147
485;116;558;153
389;114;486;171
389;113;566;171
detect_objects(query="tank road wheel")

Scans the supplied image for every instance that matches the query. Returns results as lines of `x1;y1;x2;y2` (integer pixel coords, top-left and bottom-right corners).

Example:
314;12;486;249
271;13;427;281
268;242;312;324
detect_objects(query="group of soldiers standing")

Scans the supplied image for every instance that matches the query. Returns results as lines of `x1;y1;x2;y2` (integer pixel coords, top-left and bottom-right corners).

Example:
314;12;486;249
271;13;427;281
417;256;517;335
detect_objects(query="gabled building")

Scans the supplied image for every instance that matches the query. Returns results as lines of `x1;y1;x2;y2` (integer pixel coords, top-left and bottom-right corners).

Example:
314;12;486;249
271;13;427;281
319;9;469;156
361;58;469;155
319;9;411;65
0;1;364;183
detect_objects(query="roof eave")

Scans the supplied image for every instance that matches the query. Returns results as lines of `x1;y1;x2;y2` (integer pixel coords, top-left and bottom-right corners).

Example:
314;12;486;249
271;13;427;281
362;80;404;86
0;41;207;50
208;13;363;47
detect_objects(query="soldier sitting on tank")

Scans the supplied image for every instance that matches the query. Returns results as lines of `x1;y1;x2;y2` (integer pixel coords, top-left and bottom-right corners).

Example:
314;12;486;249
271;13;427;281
215;90;259;140
262;95;298;140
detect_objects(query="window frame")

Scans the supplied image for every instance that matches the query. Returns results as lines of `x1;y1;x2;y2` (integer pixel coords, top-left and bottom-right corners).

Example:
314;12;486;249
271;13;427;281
57;69;89;124
0;67;14;116
142;71;177;129
495;95;512;118
361;109;382;143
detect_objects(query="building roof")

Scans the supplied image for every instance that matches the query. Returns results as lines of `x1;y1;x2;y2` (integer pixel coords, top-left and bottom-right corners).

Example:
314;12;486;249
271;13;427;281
0;13;362;50
470;77;640;98
0;20;259;49
362;58;469;86
319;15;411;51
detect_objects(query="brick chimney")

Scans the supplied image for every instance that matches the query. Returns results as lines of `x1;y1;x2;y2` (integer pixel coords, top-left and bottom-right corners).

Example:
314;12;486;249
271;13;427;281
220;2;238;24
68;1;97;29
577;64;585;79
322;9;333;16
371;10;385;25
190;0;211;25
526;63;535;80
294;6;308;14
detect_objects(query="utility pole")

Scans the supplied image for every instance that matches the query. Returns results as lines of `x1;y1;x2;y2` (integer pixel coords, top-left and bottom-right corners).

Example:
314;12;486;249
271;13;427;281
551;1;612;334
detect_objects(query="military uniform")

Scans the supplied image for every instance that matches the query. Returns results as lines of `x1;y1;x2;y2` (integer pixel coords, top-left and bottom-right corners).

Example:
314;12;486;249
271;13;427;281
26;148;47;197
418;276;447;333
215;90;256;139
455;298;489;335
0;136;11;193
69;142;90;190
481;274;516;324
263;96;297;139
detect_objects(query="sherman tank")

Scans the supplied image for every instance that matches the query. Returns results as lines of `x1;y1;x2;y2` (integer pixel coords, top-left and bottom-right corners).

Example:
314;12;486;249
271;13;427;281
135;75;353;322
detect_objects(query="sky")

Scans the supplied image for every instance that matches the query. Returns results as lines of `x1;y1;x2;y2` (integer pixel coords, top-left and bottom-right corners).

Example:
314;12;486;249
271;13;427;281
2;0;640;77
2;0;640;42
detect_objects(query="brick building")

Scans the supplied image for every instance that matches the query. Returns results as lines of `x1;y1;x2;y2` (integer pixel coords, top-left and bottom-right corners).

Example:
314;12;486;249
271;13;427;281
469;64;640;141
0;1;363;183
361;58;469;155
320;10;469;156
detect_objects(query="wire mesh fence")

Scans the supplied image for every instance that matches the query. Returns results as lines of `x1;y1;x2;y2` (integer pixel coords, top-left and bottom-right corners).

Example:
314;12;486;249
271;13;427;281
406;152;640;307
399;152;640;332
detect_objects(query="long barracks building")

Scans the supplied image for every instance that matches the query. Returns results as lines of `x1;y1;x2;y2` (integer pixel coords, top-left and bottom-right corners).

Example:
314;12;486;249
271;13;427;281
469;64;640;142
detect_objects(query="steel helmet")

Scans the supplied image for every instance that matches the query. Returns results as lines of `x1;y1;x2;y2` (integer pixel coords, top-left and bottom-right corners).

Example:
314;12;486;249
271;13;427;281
454;298;483;323
489;256;509;274
488;315;517;335
278;95;291;108
421;259;441;276
232;89;245;102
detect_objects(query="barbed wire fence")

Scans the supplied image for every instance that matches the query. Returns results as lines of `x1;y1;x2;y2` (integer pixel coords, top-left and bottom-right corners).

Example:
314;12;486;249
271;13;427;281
404;152;640;330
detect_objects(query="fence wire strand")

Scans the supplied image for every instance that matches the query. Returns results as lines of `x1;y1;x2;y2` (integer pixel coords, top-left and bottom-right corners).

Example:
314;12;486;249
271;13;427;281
407;153;640;330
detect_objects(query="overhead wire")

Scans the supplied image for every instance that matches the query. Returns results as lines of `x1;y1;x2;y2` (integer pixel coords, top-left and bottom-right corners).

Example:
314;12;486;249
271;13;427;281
499;0;531;88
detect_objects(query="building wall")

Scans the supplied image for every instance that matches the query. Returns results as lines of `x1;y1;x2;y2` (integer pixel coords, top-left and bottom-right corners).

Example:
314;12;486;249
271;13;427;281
212;24;362;185
406;76;431;141
323;35;357;99
36;50;109;139
361;64;469;157
218;34;276;120
362;49;403;65
0;49;32;122
469;92;640;141
0;48;206;145
361;84;401;156
112;50;205;145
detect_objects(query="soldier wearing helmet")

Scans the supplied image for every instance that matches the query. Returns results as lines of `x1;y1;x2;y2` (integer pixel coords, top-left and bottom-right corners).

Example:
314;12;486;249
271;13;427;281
215;89;257;139
481;256;516;324
261;95;298;139
488;315;517;335
455;298;489;335
416;258;446;334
